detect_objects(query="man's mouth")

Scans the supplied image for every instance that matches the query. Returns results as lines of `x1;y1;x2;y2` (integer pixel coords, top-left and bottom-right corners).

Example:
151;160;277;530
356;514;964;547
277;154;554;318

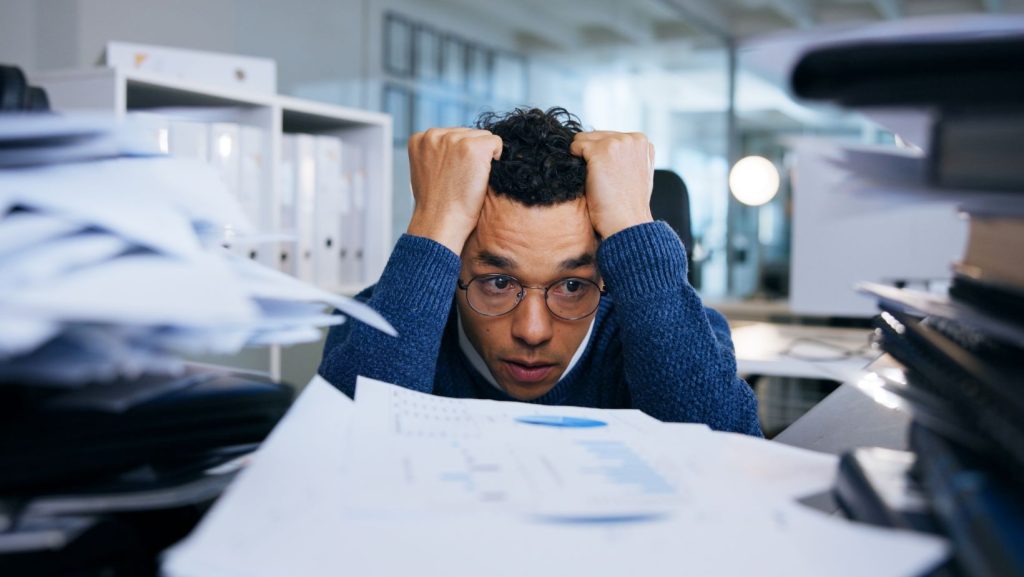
502;359;556;384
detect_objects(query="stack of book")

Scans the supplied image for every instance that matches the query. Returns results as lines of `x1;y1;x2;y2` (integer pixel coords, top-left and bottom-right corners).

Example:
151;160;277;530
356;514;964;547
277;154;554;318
789;19;1024;577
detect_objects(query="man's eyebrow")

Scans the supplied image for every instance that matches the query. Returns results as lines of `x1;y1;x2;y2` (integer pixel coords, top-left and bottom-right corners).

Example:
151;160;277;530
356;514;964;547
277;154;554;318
559;253;595;271
474;251;516;270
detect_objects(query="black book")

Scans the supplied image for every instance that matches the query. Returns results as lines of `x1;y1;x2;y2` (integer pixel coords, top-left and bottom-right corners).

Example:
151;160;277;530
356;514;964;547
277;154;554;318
872;308;1024;484
950;268;1024;327
910;422;1024;577
834;447;940;534
930;108;1024;191
790;34;1024;108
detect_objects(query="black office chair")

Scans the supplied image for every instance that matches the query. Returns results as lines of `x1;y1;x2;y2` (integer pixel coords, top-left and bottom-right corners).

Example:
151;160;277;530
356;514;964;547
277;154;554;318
651;168;694;264
0;64;51;112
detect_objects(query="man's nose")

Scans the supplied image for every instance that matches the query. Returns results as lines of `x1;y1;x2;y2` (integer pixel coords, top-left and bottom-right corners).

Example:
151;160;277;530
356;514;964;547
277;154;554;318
511;289;554;347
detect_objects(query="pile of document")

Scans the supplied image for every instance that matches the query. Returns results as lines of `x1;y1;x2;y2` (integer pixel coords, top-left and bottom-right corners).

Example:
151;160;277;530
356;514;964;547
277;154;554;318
163;376;948;577
775;15;1024;577
0;113;393;386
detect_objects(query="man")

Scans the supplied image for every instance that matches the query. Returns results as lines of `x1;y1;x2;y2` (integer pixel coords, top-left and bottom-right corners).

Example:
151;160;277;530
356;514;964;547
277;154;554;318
319;107;761;436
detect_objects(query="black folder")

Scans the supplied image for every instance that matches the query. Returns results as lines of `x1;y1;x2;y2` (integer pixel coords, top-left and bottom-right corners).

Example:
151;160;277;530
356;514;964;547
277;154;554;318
0;365;293;494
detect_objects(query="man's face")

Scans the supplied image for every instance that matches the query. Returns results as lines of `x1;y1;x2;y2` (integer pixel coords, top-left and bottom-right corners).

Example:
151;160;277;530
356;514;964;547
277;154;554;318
457;192;600;401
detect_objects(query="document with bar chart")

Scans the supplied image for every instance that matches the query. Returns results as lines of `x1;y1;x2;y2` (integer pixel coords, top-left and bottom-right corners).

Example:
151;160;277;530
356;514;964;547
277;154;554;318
346;376;692;519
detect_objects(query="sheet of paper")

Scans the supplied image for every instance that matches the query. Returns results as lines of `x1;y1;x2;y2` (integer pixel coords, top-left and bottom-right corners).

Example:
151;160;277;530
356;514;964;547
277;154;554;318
228;255;396;336
859;282;1024;347
244;326;323;346
2;252;259;327
0;211;82;259
164;377;948;577
0;231;130;295
163;375;355;577
0;328;186;385
783;135;1024;216
0;313;60;358
349;376;679;519
0;159;208;258
0;113;145;168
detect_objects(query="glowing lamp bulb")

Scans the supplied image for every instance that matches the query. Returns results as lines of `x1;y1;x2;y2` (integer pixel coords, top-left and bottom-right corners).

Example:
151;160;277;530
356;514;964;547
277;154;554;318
729;155;779;207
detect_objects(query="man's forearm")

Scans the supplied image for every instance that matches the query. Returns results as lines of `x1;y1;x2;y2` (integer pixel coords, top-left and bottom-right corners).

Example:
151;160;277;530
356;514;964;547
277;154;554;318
598;222;762;435
318;235;461;397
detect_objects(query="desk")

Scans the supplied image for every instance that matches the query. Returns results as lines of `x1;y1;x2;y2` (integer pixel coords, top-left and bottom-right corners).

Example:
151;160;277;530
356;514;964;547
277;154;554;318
772;367;913;514
775;379;911;455
730;321;877;383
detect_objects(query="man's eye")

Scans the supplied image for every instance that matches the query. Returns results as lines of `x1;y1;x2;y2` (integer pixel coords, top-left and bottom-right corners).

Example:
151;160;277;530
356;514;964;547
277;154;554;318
482;276;514;292
552;278;591;297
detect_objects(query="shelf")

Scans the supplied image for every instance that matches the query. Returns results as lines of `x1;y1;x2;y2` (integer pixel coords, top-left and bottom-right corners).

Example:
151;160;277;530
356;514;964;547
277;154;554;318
31;66;395;380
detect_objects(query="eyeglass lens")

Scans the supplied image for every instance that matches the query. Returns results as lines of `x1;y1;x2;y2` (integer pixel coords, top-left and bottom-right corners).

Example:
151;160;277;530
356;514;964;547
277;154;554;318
466;275;600;319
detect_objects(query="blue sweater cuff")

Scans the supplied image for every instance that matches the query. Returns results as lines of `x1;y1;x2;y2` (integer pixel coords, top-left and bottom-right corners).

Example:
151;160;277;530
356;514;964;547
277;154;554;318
597;221;688;302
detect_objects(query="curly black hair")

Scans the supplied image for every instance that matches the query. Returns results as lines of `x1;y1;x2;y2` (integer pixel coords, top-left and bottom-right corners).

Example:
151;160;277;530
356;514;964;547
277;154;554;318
475;107;587;206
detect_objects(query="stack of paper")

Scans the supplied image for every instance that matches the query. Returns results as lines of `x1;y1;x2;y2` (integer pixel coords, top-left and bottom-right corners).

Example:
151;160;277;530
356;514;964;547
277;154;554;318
0;113;394;385
163;377;948;577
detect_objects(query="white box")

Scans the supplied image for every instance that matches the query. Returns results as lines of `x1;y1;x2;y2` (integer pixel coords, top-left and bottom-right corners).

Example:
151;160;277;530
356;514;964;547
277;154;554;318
105;41;276;95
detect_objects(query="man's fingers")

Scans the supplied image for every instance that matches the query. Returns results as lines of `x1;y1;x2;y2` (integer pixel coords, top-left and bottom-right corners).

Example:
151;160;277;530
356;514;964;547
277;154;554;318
448;131;503;161
571;131;651;160
412;127;479;147
569;137;590;159
487;134;504;160
412;128;501;159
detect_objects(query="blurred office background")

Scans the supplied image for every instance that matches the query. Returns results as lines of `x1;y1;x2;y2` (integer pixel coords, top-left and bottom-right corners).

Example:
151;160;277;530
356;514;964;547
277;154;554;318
2;0;1008;302
1;0;1013;430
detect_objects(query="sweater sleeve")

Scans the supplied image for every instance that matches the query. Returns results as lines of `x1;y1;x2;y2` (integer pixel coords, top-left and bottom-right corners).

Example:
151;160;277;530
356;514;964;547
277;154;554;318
597;221;763;436
318;234;462;398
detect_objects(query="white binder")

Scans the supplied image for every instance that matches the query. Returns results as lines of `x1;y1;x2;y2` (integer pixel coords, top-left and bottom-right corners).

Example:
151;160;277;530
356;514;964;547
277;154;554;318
343;144;366;287
239;125;271;265
313;135;344;290
293;134;317;284
126;111;171;154
168;119;209;162
278;134;298;276
208;123;243;254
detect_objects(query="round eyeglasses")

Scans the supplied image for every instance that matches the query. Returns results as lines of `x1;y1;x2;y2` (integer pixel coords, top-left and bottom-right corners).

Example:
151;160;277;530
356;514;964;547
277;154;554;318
457;274;604;320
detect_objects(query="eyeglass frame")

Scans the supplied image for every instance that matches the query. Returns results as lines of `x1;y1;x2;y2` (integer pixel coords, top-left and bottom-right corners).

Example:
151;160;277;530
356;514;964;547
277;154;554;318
456;273;605;321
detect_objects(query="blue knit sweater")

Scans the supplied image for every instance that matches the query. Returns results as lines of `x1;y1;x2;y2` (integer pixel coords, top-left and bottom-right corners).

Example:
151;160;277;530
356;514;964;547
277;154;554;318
319;221;762;436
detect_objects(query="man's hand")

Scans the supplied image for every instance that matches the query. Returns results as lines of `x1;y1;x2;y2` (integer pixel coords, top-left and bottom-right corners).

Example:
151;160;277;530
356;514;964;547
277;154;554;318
406;128;503;254
570;131;655;239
